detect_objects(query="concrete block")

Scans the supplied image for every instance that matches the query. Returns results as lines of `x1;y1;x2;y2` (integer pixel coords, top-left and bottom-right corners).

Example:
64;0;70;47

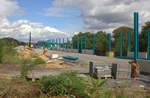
128;52;147;58
115;71;131;79
137;60;150;74
112;63;131;79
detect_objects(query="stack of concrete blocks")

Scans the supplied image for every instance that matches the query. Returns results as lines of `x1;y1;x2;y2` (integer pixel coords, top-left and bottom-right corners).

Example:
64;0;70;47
82;49;93;55
89;62;112;78
112;63;131;79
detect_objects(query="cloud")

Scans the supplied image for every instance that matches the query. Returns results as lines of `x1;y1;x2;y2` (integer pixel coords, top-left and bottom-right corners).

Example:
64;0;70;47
51;0;150;32
0;18;70;42
44;6;80;17
0;0;23;17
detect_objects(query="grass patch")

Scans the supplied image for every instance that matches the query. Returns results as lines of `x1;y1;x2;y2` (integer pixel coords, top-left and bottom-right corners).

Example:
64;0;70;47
0;78;43;97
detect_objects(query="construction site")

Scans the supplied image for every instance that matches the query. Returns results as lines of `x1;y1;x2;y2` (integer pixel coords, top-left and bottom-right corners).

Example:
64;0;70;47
0;0;150;97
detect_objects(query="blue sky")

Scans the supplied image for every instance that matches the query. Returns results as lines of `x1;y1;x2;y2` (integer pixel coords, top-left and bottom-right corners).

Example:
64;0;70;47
0;0;150;41
8;0;83;32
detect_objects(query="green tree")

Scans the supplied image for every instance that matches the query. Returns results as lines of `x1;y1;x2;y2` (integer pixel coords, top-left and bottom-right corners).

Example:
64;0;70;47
139;21;150;52
112;26;134;56
95;31;108;56
72;31;108;56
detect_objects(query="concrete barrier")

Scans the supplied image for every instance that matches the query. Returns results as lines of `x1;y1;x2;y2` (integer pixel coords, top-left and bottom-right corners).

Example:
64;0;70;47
128;52;147;58
137;60;150;74
82;49;93;55
72;49;78;53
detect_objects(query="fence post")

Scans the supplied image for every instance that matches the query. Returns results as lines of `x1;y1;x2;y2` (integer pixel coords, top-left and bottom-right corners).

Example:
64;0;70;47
134;12;139;62
120;32;123;57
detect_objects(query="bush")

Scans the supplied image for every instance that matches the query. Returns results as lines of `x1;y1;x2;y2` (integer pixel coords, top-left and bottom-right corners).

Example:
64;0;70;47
0;42;4;63
0;40;20;64
39;72;88;97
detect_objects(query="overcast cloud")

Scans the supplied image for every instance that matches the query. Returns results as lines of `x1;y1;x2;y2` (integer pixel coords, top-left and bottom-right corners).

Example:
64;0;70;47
51;0;150;32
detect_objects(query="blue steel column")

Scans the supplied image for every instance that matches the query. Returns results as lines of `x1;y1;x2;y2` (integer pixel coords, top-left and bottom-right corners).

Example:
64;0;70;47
63;38;64;49
53;39;55;49
108;33;111;53
59;38;61;49
50;40;51;49
67;38;69;49
56;39;57;49
47;40;48;49
52;39;54;49
77;36;79;53
134;12;139;61
148;28;150;60
120;32;123;57
128;31;131;56
85;34;87;49
93;34;95;55
81;35;83;50
72;37;73;49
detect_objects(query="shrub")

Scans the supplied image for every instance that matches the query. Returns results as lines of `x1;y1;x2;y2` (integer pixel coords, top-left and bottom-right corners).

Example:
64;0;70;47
39;72;88;97
85;75;111;98
0;41;5;63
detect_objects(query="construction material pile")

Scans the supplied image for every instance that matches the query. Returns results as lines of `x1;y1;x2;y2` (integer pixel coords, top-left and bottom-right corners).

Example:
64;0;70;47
112;63;131;79
94;66;112;78
15;46;71;69
90;61;132;79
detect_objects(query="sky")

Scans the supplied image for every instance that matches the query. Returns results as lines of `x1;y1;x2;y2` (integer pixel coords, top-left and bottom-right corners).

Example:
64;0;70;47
0;0;150;41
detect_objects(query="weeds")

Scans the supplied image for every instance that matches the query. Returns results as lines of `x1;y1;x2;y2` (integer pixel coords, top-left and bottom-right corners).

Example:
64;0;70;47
20;57;45;78
85;75;111;98
39;72;88;97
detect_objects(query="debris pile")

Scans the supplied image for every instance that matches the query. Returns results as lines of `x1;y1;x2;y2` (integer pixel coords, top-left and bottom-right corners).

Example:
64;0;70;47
15;46;71;69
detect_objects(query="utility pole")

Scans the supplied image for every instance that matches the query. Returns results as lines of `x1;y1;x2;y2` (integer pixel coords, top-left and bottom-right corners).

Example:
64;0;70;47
29;32;31;47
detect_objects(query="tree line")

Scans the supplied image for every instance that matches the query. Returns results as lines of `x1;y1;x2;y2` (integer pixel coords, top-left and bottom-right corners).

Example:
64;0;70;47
72;21;150;56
